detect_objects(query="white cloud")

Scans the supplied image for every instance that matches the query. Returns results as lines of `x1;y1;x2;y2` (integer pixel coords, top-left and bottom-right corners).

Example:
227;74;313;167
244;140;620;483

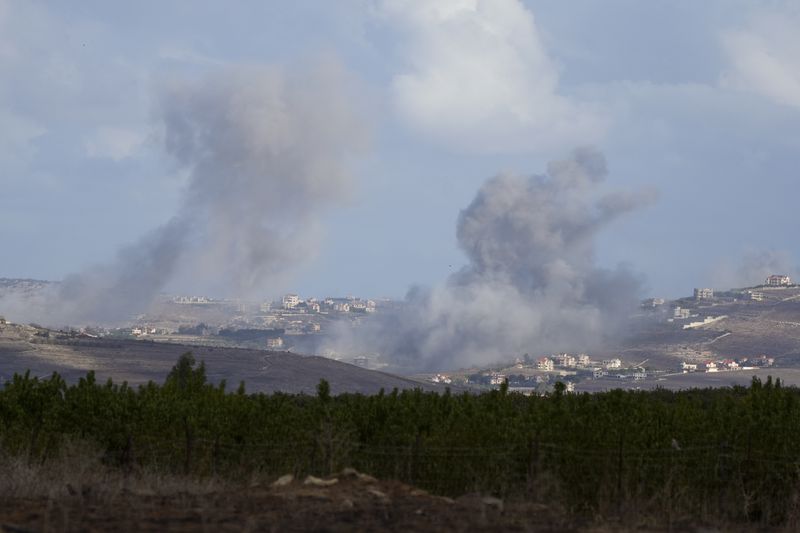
379;0;606;153
721;7;800;109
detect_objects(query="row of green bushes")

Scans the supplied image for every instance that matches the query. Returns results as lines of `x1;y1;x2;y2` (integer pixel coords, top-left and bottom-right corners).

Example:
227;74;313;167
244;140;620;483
2;353;800;525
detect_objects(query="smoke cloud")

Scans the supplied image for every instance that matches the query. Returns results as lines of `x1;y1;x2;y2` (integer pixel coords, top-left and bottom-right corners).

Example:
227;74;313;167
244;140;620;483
5;61;366;326
713;249;797;289
334;147;654;371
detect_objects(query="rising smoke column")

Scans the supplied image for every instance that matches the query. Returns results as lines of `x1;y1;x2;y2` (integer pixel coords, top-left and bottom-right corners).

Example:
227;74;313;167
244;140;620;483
347;147;653;371
44;61;366;326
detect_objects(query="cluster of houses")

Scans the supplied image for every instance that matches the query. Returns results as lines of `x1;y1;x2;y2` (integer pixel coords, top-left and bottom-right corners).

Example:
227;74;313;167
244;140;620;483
644;274;795;324
533;354;622;372
131;326;159;336
454;353;632;389
682;355;775;373
280;294;377;314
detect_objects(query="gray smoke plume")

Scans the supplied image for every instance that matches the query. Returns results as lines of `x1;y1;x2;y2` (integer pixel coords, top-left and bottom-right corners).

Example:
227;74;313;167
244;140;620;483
7;61;366;326
713;249;797;289
335;147;654;371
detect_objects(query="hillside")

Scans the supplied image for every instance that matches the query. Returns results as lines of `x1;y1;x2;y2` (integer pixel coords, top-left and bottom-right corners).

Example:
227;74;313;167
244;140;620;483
0;322;443;394
619;286;800;368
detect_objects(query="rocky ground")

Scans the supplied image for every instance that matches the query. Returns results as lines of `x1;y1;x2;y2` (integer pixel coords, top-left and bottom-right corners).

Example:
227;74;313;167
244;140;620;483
0;468;753;533
0;467;565;532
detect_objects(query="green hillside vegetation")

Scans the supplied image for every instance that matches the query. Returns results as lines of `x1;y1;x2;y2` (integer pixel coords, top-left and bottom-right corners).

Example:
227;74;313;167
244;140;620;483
2;352;800;526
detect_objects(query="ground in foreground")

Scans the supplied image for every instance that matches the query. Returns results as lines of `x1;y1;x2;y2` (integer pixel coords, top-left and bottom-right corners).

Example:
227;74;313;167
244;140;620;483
1;469;766;533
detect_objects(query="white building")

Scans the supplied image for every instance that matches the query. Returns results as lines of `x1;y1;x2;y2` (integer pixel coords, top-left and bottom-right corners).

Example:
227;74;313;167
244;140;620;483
722;359;740;370
536;357;554;371
694;288;714;300
766;275;792;287
266;337;284;349
577;354;591;367
282;294;300;309
489;373;506;385
681;362;698;373
673;307;691;319
556;353;577;368
746;291;764;302
603;358;622;370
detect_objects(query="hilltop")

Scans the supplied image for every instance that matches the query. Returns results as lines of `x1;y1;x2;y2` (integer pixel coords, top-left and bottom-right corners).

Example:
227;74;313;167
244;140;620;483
0;321;444;394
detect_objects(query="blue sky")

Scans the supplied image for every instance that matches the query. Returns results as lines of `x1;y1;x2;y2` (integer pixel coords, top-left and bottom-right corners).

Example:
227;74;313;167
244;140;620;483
1;0;798;300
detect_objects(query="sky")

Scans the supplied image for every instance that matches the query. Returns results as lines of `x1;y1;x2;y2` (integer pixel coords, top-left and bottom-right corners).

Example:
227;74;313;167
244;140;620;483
1;0;799;301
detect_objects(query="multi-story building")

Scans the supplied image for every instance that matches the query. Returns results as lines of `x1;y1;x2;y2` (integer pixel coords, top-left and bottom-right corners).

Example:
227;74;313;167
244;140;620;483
282;294;300;309
694;288;714;300
765;275;792;287
536;357;554;371
746;290;764;301
556;353;577;368
673;306;691;319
